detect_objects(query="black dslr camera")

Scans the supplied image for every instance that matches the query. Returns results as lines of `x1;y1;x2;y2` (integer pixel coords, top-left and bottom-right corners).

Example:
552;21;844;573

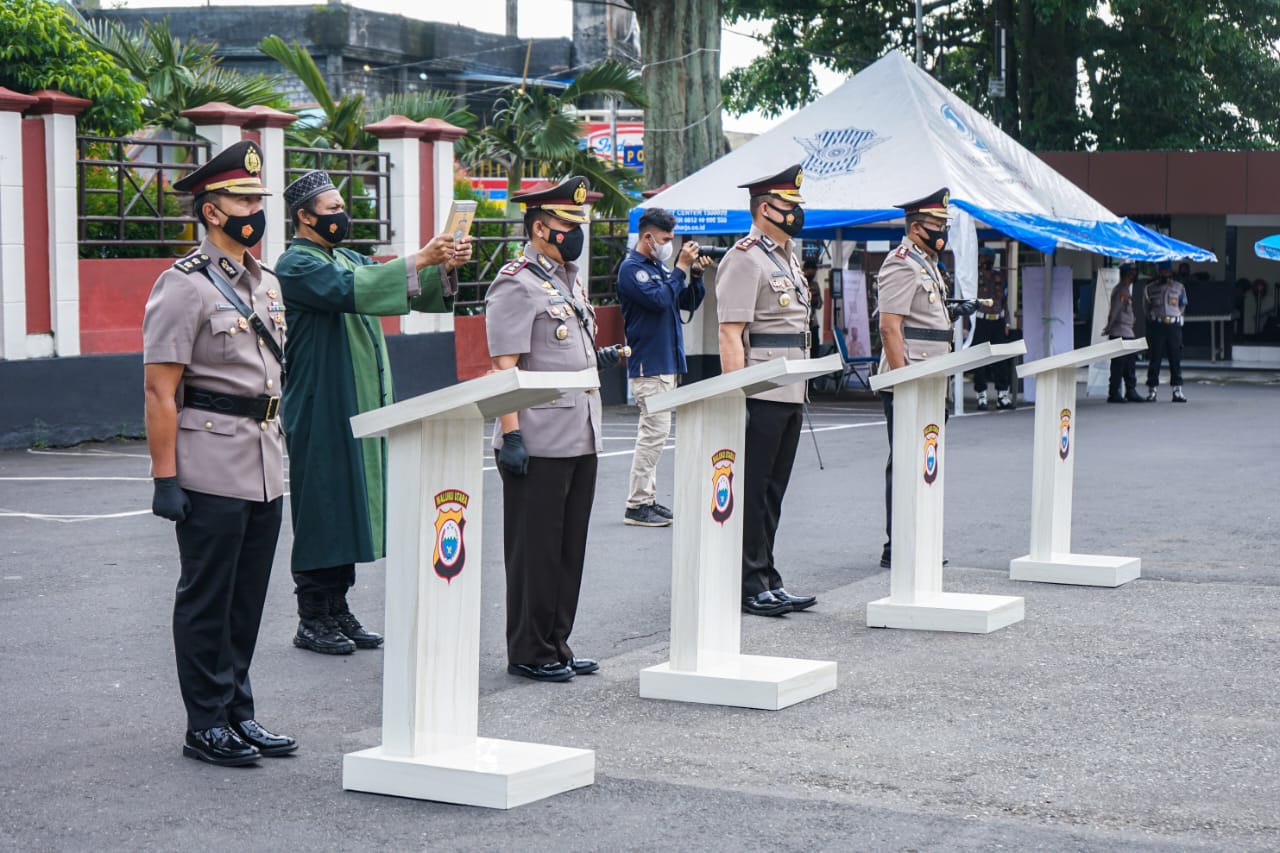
697;245;729;260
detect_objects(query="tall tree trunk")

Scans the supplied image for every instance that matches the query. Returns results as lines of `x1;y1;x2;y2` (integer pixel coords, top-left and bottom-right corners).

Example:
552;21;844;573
630;0;724;189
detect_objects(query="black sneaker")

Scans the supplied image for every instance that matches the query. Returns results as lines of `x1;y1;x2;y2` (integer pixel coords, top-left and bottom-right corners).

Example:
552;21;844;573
651;502;673;520
1124;389;1146;403
624;504;672;527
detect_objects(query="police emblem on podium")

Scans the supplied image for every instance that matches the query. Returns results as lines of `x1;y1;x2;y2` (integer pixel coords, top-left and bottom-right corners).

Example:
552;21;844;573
922;423;940;485
432;489;469;582
710;449;735;526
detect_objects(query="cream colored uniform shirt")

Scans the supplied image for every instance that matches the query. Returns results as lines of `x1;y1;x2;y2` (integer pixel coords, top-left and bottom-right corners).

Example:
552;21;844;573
715;226;811;404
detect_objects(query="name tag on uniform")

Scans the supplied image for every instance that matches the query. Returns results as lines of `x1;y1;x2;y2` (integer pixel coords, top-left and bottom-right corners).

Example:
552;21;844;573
214;302;236;311
768;276;791;292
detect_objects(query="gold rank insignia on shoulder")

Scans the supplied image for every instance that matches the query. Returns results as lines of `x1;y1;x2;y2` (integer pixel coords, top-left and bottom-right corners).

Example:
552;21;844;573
219;258;238;278
173;253;211;273
893;245;910;259
499;258;528;276
734;236;758;251
555;324;569;340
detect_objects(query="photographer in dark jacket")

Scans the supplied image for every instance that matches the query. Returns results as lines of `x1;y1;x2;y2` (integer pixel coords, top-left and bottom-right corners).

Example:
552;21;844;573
617;208;710;527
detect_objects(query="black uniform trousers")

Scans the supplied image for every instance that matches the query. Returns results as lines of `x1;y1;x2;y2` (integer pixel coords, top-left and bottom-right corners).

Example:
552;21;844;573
971;318;1010;392
173;490;282;731
292;563;356;597
1108;334;1139;395
742;398;802;597
498;453;597;666
1146;322;1184;388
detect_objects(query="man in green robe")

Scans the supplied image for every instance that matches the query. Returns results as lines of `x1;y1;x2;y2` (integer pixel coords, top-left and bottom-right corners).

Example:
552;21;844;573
275;170;469;655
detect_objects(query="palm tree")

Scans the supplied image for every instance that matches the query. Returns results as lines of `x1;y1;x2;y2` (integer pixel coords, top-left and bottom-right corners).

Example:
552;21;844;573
83;18;287;137
461;59;647;218
258;37;477;152
257;36;367;151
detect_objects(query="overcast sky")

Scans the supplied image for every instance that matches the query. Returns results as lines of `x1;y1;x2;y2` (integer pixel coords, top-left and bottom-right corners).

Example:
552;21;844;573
107;0;845;134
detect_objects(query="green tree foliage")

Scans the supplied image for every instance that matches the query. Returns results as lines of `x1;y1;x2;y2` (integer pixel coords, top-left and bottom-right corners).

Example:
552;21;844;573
460;59;647;217
0;0;145;135
1082;0;1280;150
720;0;1280;151
82;17;288;137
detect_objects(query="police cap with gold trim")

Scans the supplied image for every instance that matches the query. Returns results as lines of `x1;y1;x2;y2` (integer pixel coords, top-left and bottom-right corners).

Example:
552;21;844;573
511;176;591;224
738;164;805;203
895;187;951;219
173;140;270;196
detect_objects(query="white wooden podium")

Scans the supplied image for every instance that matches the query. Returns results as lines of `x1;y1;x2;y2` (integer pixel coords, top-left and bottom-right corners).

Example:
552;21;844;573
341;367;598;809
638;354;842;710
867;341;1027;633
1010;338;1146;587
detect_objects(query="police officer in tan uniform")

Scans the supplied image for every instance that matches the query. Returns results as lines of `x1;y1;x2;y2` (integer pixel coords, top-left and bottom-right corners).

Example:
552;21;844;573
142;140;296;766
876;188;978;569
487;176;615;681
717;164;819;617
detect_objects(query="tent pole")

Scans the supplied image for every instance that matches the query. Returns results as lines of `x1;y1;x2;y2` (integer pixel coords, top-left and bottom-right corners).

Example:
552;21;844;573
915;0;924;66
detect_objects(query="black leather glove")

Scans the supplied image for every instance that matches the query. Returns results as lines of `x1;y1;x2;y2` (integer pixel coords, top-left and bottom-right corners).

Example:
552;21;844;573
949;299;979;318
595;346;622;369
498;429;529;476
152;476;191;523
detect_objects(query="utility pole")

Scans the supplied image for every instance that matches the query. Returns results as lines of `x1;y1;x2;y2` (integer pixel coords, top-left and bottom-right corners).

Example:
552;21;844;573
915;0;924;67
506;0;517;37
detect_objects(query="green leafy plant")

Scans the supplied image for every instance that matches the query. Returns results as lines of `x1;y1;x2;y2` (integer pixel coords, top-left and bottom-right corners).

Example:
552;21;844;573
459;59;647;218
82;17;288;137
0;0;145;135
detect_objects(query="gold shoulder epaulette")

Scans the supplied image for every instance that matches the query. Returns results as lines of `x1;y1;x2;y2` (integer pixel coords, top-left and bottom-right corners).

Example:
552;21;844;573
500;257;529;276
173;252;211;273
734;236;758;251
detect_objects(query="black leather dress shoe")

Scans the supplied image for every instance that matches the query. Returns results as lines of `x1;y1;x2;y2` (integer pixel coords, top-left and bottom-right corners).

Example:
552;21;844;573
563;657;599;675
880;552;948;569
232;719;298;757
507;662;575;682
184;726;260;766
742;591;792;617
770;588;816;611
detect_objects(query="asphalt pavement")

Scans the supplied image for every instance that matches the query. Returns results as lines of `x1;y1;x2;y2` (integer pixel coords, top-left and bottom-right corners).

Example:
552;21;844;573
1;373;1277;851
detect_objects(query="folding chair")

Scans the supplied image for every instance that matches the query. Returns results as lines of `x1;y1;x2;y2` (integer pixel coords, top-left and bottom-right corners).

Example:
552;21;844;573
832;326;878;393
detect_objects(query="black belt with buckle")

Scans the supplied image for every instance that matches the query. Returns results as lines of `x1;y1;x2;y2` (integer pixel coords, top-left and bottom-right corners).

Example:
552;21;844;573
903;326;952;342
1157;317;1183;325
749;332;809;348
185;385;280;422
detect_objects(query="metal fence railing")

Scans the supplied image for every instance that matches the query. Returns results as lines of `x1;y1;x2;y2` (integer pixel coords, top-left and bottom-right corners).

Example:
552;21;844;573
283;147;391;254
77;135;211;257
452;217;632;314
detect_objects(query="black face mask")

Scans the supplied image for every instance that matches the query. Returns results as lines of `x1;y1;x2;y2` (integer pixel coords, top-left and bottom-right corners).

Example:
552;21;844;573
766;202;805;237
310;210;350;245
545;225;585;263
213;205;266;248
918;223;948;253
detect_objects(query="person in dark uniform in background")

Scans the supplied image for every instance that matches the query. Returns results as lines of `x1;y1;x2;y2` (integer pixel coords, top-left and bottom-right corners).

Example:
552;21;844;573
142;140;296;766
1104;263;1145;403
970;248;1013;410
274;170;464;657
616;206;708;528
1144;261;1189;402
803;257;824;358
486;176;615;681
875;188;978;570
716;164;819;617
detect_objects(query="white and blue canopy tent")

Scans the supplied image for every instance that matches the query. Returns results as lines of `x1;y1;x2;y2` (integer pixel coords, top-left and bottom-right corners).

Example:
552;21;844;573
632;50;1215;407
631;49;1214;264
1255;234;1280;260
